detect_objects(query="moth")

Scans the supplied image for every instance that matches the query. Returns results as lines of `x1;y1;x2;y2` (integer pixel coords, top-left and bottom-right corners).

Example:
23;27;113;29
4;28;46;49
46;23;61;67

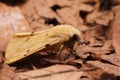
5;25;81;64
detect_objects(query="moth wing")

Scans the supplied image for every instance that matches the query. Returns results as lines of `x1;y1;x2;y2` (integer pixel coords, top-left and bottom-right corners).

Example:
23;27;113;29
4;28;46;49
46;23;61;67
13;31;42;37
5;31;61;64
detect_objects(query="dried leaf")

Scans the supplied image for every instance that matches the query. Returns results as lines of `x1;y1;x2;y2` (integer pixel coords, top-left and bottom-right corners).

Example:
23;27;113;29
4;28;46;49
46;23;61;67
86;11;114;26
1;0;120;79
0;3;32;51
87;61;120;75
111;0;120;4
0;64;15;80
19;0;64;31
57;7;80;27
45;0;74;7
113;9;120;55
14;65;94;80
0;51;5;63
101;54;120;67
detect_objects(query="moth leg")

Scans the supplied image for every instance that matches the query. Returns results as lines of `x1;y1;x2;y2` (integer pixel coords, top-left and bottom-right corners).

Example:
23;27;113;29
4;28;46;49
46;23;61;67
69;41;86;63
29;62;37;70
70;48;85;63
57;45;65;61
49;49;54;56
76;35;81;46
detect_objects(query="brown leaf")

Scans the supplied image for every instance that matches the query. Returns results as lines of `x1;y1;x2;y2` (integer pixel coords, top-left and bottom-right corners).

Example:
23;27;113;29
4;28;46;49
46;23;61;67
0;3;32;51
45;0;74;7
111;0;120;4
0;51;5;63
86;11;114;26
1;1;119;79
101;54;120;67
14;65;94;80
57;7;80;27
19;0;64;31
87;61;120;75
113;9;120;55
0;64;16;80
111;8;120;69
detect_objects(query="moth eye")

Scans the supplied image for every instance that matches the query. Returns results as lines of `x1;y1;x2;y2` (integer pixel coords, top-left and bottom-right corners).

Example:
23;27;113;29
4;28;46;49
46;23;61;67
45;44;50;47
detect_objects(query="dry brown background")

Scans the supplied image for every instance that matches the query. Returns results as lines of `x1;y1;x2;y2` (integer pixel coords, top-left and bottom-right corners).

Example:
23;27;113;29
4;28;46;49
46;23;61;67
0;0;120;80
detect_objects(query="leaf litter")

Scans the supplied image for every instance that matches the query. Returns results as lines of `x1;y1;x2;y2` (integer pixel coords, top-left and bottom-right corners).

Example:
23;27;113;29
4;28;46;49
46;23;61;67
0;0;120;80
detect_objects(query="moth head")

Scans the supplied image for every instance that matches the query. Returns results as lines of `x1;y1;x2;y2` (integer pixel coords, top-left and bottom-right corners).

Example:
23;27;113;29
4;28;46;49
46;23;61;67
54;25;81;44
55;25;80;37
67;25;80;37
65;25;81;44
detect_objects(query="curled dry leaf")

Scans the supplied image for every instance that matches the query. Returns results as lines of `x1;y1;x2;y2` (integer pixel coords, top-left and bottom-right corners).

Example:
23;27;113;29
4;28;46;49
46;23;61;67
19;0;100;30
76;40;113;59
79;25;105;47
87;61;120;76
86;11;114;26
101;54;120;67
14;65;95;80
57;7;79;27
20;0;64;31
113;9;120;55
112;8;120;67
0;3;32;51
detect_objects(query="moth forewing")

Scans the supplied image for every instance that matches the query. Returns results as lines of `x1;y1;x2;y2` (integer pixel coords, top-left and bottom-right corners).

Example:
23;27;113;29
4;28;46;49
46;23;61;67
5;25;80;64
5;33;61;64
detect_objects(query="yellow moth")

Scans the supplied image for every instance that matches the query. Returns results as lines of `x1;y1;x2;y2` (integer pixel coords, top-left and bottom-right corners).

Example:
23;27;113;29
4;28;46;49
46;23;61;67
5;25;81;64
